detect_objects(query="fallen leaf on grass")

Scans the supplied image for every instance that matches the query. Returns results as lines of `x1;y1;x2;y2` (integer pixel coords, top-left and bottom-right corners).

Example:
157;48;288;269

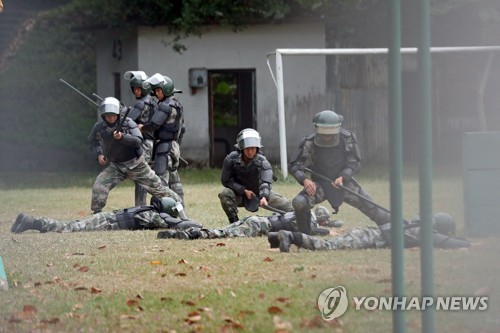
9;305;38;322
216;242;226;247
275;297;289;303
78;266;90;272
178;259;188;264
273;315;293;331
175;272;187;277
150;260;162;265
182;300;197;306
40;317;60;325
90;287;102;294
98;245;107;250
263;257;273;262
74;287;88;291
268;306;283;314
126;299;139;307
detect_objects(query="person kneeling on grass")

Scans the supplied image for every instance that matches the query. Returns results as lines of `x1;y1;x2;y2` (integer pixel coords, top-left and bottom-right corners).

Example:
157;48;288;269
11;197;201;234
157;205;343;240
268;212;471;252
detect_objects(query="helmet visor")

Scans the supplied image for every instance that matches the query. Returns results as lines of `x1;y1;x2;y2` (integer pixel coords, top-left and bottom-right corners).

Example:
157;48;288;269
124;71;147;81
142;73;165;90
99;98;121;115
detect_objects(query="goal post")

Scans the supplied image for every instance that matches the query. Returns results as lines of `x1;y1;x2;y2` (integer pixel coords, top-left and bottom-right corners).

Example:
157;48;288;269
267;46;500;179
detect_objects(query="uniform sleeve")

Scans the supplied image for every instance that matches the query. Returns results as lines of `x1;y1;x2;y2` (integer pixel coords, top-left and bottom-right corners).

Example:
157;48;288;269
119;119;143;148
259;156;273;200
340;131;361;180
88;122;104;159
289;137;314;185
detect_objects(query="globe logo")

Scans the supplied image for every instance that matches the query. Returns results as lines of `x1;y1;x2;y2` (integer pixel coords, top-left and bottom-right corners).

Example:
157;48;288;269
317;286;349;320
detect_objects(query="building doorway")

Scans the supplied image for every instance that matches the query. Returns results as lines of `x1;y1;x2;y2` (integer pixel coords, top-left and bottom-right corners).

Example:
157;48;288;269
208;69;256;167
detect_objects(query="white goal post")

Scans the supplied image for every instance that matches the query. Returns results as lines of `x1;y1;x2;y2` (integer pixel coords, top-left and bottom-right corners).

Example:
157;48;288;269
266;46;500;179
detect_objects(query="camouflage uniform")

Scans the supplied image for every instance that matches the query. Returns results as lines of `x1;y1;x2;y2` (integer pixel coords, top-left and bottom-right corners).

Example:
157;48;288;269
128;94;156;206
12;206;201;234
276;222;471;252
157;211;331;240
290;129;391;235
88;117;180;213
219;150;292;223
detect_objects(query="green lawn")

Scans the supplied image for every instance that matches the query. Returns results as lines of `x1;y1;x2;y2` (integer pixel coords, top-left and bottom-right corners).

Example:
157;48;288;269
0;168;498;332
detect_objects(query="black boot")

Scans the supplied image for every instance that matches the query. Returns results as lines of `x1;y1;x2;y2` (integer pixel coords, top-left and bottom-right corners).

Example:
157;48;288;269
12;213;41;233
228;215;239;224
278;230;303;253
267;232;280;248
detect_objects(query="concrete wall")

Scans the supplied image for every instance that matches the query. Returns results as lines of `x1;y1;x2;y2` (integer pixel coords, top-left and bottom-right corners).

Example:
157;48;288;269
96;23;326;164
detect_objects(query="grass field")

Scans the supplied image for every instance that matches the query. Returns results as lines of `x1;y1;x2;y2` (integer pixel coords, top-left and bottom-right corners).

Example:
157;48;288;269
0;167;499;333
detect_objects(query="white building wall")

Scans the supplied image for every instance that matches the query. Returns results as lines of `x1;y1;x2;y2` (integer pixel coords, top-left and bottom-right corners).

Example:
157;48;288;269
97;23;326;164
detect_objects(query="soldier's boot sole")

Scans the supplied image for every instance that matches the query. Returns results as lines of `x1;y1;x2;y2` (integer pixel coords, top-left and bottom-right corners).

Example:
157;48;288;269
278;230;294;253
156;230;178;239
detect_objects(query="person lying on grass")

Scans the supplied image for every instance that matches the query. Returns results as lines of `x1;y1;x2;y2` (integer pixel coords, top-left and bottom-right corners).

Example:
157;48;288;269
268;212;471;252
11;197;200;233
157;205;343;240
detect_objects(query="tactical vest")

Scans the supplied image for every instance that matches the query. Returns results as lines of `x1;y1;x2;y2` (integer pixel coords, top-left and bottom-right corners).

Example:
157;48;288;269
98;118;142;163
114;205;154;230
156;98;183;141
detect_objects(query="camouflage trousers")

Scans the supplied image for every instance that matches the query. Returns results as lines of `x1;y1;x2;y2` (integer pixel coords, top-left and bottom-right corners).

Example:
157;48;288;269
218;188;293;221
174;215;273;239
35;210;169;233
135;138;154;206
91;155;181;213
156;141;185;204
300;226;387;251
293;180;391;234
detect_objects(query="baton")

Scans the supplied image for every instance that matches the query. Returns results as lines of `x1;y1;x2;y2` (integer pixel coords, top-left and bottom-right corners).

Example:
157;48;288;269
262;204;287;215
303;167;392;215
59;78;99;107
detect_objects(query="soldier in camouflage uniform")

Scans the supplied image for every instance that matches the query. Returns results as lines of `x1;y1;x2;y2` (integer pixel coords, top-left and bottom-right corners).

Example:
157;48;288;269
290;110;391;235
219;129;293;223
124;71;157;206
88;97;181;214
140;74;185;203
11;197;200;234
271;212;471;252
156;205;342;240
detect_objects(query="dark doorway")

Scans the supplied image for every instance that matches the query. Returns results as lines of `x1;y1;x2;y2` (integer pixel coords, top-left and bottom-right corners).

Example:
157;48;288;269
208;69;256;167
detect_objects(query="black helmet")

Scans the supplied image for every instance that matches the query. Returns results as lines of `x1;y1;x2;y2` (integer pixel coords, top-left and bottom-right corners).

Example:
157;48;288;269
433;212;456;236
124;71;150;97
151;197;179;217
235;128;262;150
313;110;344;147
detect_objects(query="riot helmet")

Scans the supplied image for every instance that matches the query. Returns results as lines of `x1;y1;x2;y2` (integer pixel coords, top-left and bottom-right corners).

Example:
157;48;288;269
124;70;150;97
99;97;121;120
151;196;179;218
143;73;174;98
313;110;344;147
235;128;262;150
433;212;456;236
314;206;330;224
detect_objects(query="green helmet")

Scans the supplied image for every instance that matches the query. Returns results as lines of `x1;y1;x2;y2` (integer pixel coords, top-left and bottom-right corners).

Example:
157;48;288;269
161;76;175;97
150;197;179;218
235;128;262;150
313;110;344;147
314;206;330;223
99;97;121;120
433;212;456;236
124;70;150;97
142;73;175;98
